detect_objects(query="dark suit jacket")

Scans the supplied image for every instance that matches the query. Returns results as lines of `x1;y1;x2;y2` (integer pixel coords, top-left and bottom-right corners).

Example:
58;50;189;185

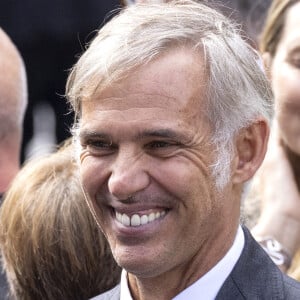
93;227;300;299
0;270;9;300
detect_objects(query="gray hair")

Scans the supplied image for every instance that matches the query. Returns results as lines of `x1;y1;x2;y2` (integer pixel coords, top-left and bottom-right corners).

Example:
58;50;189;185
66;0;273;188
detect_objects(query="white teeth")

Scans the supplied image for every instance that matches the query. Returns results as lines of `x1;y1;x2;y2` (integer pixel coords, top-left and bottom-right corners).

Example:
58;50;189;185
131;214;141;227
116;212;122;222
149;212;155;222
115;210;166;227
140;215;148;225
122;214;130;226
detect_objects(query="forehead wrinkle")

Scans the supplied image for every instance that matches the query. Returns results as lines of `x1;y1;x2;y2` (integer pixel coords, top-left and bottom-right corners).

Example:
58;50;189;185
90;92;179;111
80;100;210;144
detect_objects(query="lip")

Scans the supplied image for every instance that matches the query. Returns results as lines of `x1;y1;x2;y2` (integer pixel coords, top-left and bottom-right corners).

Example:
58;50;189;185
108;205;170;238
108;201;171;215
116;208;167;226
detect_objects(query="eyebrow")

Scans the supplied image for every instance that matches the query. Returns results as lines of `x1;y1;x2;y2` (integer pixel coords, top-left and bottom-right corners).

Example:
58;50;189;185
78;130;111;141
79;128;186;142
136;129;185;140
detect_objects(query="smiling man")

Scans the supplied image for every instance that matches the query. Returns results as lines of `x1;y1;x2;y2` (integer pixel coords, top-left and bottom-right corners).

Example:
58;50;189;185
66;1;300;299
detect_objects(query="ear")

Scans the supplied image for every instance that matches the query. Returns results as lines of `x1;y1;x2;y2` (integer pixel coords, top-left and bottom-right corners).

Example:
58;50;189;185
262;52;272;81
232;119;270;184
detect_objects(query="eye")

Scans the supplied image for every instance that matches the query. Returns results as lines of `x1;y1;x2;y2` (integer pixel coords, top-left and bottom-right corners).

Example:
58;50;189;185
288;55;300;69
146;141;173;149
144;140;181;158
291;59;300;68
88;140;112;148
82;139;116;156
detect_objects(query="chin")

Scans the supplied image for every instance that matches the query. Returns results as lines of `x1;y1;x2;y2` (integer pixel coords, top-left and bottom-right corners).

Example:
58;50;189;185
118;258;164;278
113;248;166;278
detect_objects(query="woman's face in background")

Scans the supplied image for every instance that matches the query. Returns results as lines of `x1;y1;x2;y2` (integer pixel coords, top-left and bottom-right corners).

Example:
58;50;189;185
269;2;300;154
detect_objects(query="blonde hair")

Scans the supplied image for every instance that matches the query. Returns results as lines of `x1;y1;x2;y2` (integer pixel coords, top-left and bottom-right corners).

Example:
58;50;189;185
259;0;300;55
0;140;120;300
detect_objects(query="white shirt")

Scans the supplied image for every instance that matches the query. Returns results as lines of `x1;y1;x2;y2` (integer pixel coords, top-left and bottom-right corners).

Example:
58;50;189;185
120;226;245;300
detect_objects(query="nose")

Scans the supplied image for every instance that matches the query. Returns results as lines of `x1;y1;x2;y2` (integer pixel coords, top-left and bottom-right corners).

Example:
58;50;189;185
108;150;150;200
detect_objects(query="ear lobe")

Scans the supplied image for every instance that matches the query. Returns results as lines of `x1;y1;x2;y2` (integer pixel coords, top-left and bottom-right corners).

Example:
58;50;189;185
232;119;269;184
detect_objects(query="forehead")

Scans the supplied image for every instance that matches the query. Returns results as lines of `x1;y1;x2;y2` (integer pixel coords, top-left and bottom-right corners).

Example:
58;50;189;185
79;48;211;140
82;47;207;116
280;2;300;45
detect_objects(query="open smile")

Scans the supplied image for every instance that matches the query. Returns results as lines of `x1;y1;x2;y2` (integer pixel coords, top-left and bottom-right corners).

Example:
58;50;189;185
115;209;167;227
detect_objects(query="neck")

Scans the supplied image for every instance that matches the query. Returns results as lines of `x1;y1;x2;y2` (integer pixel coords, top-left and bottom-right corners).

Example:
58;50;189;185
128;223;239;300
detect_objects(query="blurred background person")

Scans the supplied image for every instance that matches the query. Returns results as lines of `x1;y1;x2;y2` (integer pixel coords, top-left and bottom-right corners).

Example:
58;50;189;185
0;27;28;299
0;140;121;300
0;28;27;198
0;1;119;161
243;0;300;278
217;0;272;48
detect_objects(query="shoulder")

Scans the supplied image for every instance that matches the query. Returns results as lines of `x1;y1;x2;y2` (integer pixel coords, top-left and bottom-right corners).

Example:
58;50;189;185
283;275;300;298
217;227;300;299
90;284;120;300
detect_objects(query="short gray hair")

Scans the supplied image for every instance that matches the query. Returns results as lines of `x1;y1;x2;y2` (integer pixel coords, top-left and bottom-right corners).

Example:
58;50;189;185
66;0;273;188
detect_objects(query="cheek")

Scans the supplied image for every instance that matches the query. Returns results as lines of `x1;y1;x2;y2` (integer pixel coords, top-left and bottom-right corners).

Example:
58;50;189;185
156;156;214;211
272;63;300;151
272;62;300;107
278;115;300;154
80;158;113;231
80;156;107;197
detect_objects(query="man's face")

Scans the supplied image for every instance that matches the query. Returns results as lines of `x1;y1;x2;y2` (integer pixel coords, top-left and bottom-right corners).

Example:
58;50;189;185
79;48;236;280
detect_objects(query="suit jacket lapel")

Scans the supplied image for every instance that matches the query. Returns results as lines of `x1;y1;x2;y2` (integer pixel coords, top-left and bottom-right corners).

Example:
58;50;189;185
216;226;284;300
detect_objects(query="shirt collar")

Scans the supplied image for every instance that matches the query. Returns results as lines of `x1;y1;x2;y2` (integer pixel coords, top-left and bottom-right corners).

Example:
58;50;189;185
120;225;245;300
120;269;132;300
